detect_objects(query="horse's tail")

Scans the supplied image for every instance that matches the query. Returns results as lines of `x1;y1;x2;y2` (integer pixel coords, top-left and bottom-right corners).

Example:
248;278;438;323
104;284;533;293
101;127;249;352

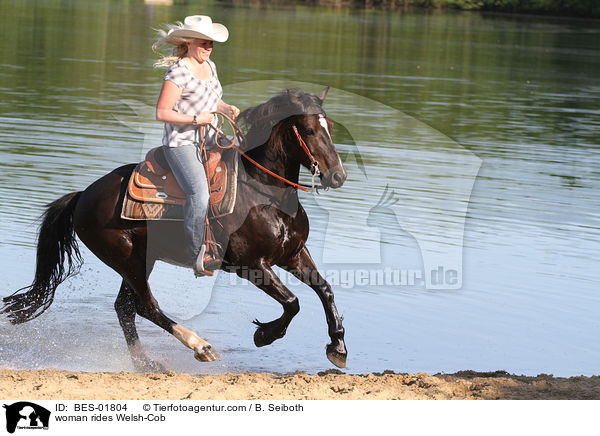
1;191;83;324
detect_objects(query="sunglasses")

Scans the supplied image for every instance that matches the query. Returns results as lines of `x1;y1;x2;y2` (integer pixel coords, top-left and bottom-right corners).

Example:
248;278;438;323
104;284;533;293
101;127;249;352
190;39;214;48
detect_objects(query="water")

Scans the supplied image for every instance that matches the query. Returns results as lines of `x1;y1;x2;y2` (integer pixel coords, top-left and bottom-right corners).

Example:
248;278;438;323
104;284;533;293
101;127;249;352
0;0;599;376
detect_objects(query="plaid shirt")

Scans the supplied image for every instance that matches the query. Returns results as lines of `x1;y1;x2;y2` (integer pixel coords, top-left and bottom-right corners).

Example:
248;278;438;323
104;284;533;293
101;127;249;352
162;58;223;148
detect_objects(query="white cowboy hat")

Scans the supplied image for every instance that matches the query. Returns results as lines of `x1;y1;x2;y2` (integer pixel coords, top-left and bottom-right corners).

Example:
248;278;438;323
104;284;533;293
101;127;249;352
165;15;229;44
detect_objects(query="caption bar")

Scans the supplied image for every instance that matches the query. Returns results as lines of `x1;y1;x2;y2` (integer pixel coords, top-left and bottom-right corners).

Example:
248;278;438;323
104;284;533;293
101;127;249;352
2;400;597;435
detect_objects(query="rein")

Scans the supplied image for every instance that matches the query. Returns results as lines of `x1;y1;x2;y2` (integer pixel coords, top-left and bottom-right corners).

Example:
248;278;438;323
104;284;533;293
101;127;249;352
195;112;326;193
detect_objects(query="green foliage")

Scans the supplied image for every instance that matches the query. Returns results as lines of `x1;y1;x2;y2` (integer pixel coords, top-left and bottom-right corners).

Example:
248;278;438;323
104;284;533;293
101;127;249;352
344;0;600;16
466;0;600;16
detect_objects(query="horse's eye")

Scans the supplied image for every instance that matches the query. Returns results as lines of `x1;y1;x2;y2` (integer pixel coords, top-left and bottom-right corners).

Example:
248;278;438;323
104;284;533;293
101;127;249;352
306;128;315;136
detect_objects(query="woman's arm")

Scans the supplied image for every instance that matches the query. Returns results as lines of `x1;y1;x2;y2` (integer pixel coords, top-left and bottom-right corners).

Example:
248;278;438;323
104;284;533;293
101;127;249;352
156;80;214;125
217;100;240;119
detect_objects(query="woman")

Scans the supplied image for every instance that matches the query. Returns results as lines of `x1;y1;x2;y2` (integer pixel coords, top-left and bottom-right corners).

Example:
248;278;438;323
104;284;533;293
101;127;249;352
154;15;240;276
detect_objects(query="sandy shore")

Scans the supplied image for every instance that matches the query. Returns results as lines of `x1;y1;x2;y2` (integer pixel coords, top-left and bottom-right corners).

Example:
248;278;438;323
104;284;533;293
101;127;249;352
1;369;599;400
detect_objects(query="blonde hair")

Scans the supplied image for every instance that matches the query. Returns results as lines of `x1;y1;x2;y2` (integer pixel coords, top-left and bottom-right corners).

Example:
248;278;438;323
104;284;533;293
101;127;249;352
152;22;191;68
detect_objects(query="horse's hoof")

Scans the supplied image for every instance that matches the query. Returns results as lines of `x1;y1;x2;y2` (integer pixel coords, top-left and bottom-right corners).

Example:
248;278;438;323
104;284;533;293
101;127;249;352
253;319;284;347
326;345;347;369
253;328;269;347
194;344;220;362
134;359;167;374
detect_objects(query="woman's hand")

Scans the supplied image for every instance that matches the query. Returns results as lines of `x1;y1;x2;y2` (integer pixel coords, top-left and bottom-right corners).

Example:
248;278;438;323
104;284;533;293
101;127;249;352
194;112;215;125
217;100;240;120
228;105;241;120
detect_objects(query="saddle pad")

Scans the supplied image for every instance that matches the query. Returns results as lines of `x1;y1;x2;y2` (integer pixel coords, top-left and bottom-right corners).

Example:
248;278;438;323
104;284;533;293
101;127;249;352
122;199;184;221
121;147;239;221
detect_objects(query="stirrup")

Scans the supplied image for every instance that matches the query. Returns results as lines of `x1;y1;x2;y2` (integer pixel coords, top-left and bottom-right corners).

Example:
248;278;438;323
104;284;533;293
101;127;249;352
193;245;214;277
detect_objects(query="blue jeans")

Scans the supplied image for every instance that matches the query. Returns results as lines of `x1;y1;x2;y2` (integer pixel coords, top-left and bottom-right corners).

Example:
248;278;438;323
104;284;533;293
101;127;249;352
162;144;209;259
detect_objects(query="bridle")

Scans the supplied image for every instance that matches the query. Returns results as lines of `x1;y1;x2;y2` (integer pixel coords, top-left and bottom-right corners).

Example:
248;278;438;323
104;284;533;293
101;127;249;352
291;124;321;191
196;111;327;192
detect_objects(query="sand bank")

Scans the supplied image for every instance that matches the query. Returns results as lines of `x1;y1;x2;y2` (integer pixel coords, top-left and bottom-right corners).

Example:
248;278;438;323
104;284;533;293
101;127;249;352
1;369;599;400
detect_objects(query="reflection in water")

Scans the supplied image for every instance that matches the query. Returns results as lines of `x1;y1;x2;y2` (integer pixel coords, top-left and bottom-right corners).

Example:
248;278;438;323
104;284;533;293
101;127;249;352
0;1;599;376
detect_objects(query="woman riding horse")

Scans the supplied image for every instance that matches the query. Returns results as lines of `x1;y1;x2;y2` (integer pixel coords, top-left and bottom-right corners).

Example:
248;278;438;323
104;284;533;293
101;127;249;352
1;84;347;371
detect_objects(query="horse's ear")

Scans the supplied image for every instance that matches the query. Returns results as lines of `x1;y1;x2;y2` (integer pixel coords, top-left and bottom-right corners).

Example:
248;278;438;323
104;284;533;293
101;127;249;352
287;89;299;104
317;86;330;103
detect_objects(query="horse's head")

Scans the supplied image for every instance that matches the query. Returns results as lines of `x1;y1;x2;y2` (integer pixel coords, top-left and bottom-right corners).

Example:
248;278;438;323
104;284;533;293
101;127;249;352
239;87;347;189
288;87;347;189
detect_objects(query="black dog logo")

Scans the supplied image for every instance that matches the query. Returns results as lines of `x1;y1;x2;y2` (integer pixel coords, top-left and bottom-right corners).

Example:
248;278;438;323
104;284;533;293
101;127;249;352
3;402;50;433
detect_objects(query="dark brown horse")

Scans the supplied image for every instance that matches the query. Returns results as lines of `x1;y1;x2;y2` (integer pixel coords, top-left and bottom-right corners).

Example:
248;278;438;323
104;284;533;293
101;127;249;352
1;87;347;372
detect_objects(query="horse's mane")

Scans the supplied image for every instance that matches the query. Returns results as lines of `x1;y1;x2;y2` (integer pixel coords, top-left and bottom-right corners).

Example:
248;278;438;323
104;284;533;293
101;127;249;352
238;88;324;155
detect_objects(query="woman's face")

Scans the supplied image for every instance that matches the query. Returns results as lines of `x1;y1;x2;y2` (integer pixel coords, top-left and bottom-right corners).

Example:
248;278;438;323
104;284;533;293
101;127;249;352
187;38;214;62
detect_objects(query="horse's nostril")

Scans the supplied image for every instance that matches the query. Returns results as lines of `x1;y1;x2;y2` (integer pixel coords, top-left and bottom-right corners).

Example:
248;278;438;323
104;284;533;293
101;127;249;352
331;171;346;187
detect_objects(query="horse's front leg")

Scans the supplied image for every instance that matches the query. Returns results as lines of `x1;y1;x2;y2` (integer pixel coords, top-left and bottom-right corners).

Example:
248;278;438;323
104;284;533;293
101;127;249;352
237;262;299;347
283;246;347;368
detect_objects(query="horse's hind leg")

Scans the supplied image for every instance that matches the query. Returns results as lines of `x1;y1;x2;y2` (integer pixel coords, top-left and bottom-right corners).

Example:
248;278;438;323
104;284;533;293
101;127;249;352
115;280;166;373
239;262;299;347
120;260;219;369
283;246;347;368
